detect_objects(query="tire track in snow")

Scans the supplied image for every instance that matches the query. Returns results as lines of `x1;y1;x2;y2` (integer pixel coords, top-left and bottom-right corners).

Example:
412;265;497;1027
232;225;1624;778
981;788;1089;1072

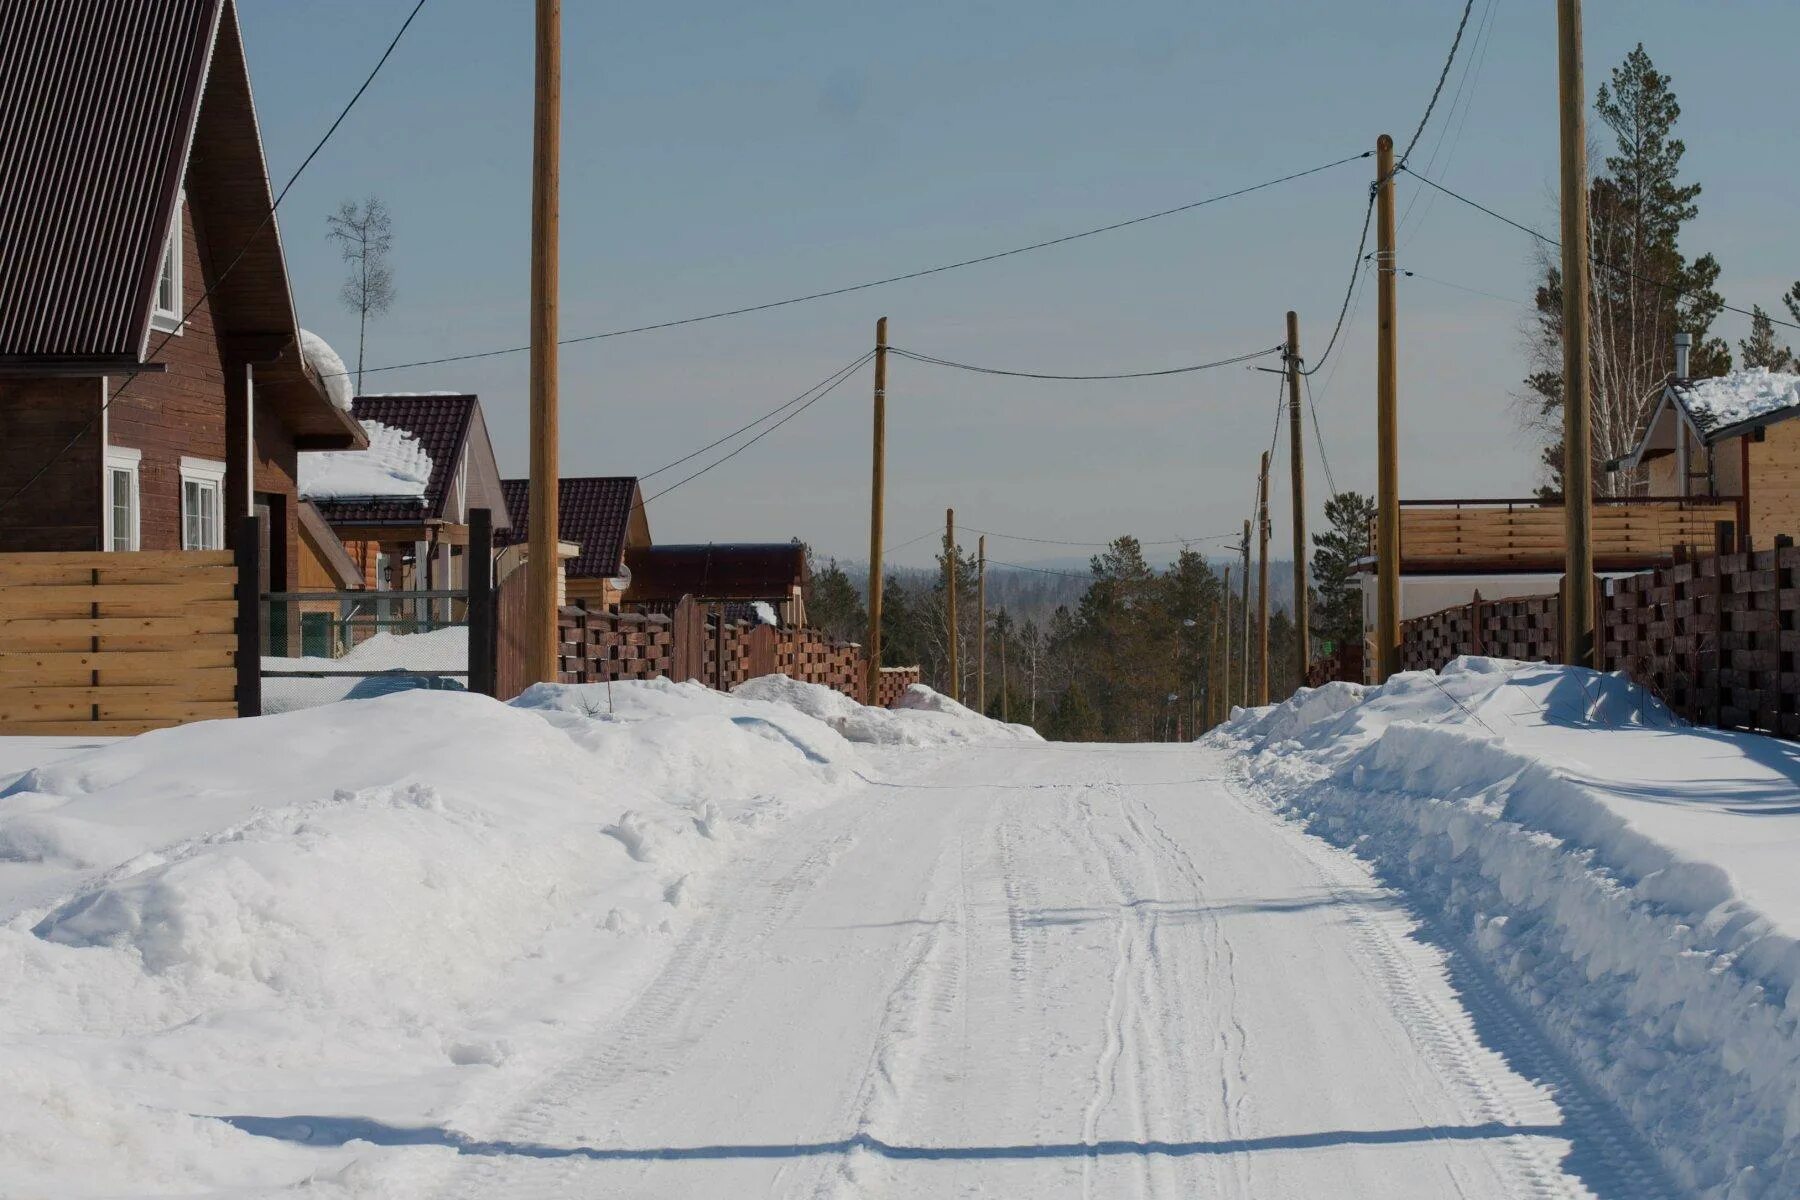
1220;752;1676;1200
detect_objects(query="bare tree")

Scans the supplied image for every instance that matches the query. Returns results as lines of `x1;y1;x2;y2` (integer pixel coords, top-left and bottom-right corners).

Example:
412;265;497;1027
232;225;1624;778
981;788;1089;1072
326;196;395;393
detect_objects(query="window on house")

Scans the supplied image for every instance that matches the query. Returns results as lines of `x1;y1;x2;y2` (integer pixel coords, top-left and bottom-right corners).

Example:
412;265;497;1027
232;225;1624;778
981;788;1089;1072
179;457;226;550
150;198;184;333
104;447;141;552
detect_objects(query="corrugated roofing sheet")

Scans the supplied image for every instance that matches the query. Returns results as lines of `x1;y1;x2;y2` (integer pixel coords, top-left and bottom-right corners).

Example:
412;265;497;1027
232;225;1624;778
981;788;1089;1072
0;0;222;359
498;477;641;579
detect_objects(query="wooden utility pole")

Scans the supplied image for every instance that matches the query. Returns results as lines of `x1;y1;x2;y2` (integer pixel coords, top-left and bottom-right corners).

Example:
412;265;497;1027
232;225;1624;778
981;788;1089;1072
999;617;1009;723
1239;519;1251;709
1256;450;1271;705
865;317;888;702
1285;310;1310;676
1374;132;1401;684
1220;565;1232;723
1208;595;1223;730
1557;0;1595;667
525;0;562;683
945;508;959;703
976;535;987;714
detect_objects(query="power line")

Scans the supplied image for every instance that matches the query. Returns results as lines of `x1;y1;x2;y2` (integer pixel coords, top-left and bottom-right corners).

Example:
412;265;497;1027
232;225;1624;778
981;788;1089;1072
0;0;432;518
966;527;1239;548
1401;268;1527;308
1399;0;1499;248
345;151;1373;378
1398;0;1479;166
1300;191;1376;377
1401;166;1800;333
888;344;1282;381
638;350;873;506
987;559;1093;581
1302;371;1339;497
638;355;864;482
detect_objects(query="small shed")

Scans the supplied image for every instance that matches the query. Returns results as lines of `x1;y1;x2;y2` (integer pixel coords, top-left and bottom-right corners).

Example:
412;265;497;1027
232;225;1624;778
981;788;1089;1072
496;476;650;607
1617;366;1800;546
625;542;810;626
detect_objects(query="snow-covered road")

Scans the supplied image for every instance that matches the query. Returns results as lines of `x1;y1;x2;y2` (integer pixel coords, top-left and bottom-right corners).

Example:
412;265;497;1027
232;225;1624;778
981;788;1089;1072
421;740;1644;1199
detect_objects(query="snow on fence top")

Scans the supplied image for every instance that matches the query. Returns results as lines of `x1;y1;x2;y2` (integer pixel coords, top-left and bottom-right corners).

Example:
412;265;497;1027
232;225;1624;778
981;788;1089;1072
297;418;433;501
1677;366;1800;432
299;328;353;412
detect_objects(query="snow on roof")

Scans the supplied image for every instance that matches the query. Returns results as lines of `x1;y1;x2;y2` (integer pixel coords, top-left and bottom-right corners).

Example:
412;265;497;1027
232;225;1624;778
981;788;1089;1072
299;329;353;411
297;419;432;502
1675;367;1800;434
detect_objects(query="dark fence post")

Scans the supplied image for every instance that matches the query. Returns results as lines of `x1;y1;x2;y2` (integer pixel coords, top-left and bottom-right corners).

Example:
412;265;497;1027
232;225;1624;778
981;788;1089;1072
467;507;495;697
235;513;262;718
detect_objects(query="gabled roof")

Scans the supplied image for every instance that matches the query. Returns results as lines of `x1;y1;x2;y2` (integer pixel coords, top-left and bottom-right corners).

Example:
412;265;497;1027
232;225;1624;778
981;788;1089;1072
1621;369;1800;471
311;395;478;524
624;543;809;603
0;0;220;363
498;477;646;579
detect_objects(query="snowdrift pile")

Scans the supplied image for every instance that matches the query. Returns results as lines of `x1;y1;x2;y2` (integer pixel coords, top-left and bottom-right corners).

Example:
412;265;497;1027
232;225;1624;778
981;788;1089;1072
262;626;469;713
0;677;1018;1196
734;676;1043;746
1223;658;1800;1198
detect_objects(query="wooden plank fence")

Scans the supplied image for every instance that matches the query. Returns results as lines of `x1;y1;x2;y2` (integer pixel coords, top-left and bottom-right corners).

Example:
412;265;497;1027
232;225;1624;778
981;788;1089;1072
0;549;244;734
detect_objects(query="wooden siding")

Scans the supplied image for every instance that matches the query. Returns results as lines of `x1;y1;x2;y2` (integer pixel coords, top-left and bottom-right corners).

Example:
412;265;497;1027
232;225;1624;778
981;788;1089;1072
1747;419;1800;545
1394;498;1740;572
0;549;239;734
0;376;103;551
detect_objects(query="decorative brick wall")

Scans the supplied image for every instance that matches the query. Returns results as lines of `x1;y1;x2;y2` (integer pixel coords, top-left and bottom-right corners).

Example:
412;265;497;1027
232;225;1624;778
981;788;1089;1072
558;607;673;683
874;666;921;708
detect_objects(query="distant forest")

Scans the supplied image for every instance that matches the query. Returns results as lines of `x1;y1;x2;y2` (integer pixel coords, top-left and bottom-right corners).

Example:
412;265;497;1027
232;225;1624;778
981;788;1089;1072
804;493;1371;742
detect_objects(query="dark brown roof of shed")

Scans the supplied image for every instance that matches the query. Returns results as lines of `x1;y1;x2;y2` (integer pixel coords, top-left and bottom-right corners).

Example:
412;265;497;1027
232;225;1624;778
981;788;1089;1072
0;0;222;360
625;543;809;603
498;477;643;579
310;395;478;524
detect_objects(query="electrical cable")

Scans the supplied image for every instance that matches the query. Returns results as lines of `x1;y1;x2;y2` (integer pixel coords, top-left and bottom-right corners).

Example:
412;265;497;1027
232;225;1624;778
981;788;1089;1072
888;344;1282;381
1398;0;1479;166
1401;268;1527;308
987;559;1093;581
1401;166;1800;332
1300;192;1376;377
637;350;873;506
346;151;1373;378
965;527;1238;548
0;0;432;517
1303;371;1339;497
1399;0;1499;249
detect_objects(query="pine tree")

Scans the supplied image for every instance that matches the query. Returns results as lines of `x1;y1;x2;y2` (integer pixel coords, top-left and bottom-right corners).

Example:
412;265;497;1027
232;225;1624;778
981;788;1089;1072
1523;45;1727;494
1739;306;1794;371
804;550;866;642
1311;491;1375;656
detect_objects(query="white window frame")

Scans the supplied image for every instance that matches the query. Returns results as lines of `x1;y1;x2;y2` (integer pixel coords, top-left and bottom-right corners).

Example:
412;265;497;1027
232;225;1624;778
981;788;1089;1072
150;193;185;334
179;456;227;550
104;446;142;552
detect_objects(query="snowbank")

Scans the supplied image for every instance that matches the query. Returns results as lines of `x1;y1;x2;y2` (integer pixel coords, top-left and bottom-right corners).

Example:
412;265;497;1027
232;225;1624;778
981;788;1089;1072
0;681;876;1195
297;419;433;501
733;676;1044;746
299;329;353;412
1223;658;1800;1198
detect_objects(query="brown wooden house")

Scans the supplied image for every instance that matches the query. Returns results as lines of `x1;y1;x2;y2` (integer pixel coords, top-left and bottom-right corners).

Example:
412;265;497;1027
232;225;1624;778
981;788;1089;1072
0;0;366;589
497;477;649;607
625;543;810;626
303;394;511;595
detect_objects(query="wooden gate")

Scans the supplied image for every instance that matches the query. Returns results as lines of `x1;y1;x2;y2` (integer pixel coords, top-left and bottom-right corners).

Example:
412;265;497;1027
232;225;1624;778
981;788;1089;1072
0;549;243;734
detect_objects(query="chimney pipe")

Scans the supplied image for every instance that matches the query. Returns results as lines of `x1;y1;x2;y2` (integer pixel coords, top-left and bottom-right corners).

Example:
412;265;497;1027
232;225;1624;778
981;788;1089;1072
1675;331;1692;380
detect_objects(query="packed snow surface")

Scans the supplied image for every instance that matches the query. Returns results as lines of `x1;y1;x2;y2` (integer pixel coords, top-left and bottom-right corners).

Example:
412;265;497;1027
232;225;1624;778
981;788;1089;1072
297;419;432;501
1223;657;1800;1198
262;627;469;713
1678;366;1800;432
299;329;353;412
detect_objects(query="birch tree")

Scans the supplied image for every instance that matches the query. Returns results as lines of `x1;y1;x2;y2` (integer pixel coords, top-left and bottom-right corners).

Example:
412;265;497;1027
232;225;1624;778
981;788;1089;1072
326;196;395;393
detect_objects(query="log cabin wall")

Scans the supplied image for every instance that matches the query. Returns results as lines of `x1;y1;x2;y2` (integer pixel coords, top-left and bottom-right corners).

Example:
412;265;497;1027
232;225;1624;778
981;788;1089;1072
0;377;104;551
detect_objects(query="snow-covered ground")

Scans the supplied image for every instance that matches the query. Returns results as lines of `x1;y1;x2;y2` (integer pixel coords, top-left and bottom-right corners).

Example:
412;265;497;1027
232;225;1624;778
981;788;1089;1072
2;662;1789;1197
0;679;1030;1196
1223;658;1800;1198
262;627;469;713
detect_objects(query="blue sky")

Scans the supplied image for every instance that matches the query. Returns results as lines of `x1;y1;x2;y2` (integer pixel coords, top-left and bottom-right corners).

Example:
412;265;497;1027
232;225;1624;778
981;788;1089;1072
242;0;1800;566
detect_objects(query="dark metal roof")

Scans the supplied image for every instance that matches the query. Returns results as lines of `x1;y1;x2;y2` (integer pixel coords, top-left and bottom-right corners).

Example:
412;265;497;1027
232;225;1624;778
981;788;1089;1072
625;543;809;603
0;0;222;358
498;477;642;579
311;395;478;524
